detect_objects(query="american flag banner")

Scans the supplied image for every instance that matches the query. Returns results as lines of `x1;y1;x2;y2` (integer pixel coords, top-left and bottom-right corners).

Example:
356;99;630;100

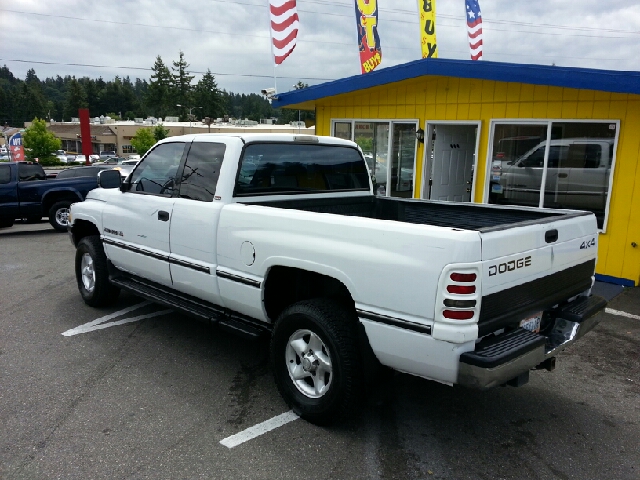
269;0;299;65
465;0;483;60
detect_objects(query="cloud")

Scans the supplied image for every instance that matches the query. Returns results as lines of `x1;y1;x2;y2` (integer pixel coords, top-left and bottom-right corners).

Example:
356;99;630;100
1;0;639;95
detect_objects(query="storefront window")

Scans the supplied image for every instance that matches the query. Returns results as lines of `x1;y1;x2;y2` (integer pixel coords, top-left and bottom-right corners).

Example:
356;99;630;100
489;121;617;229
354;122;389;195
333;122;351;140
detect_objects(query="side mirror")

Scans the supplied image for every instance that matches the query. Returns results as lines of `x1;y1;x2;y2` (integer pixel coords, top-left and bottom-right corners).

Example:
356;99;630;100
97;169;122;189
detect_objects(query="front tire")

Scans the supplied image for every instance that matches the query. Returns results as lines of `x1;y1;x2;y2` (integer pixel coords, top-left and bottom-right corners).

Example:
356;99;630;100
270;299;362;425
75;235;120;307
49;201;73;232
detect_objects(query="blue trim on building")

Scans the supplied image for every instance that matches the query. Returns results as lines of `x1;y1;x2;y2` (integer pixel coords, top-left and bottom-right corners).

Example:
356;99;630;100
272;57;640;108
595;273;636;287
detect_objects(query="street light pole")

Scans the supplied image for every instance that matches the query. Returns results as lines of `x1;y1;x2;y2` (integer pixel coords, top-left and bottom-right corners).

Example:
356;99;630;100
176;104;202;134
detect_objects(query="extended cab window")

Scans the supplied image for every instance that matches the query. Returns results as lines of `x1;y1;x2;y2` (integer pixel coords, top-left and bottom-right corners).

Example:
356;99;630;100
235;143;369;196
0;165;10;184
179;142;226;202
129;143;185;195
17;163;46;181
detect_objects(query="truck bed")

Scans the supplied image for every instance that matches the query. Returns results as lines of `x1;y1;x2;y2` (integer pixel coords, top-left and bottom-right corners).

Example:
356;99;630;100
248;195;590;232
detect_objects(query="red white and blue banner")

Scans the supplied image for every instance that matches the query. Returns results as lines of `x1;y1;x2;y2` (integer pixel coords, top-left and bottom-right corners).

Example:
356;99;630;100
465;0;483;60
418;0;438;58
269;0;299;65
9;132;24;162
355;0;382;74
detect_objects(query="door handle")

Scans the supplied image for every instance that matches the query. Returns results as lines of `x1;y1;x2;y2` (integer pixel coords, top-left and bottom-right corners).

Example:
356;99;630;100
158;210;170;221
557;173;568;178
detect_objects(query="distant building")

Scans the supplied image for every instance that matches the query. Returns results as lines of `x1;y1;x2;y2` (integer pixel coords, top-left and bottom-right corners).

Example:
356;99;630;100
25;119;315;157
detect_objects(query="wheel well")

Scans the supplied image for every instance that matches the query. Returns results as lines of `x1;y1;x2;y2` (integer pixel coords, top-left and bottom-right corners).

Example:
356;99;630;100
72;219;100;246
263;267;355;322
42;192;80;214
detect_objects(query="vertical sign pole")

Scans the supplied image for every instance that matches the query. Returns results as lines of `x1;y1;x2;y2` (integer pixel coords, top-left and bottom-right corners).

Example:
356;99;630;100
79;109;92;165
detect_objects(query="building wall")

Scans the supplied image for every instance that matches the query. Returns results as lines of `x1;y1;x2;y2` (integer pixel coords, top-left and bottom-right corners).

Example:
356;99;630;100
314;76;640;285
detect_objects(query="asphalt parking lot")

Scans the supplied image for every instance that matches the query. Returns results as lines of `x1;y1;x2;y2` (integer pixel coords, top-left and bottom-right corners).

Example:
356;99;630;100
1;222;639;480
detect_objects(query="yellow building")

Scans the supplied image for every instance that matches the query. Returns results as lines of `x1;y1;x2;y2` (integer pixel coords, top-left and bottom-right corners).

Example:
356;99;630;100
273;58;640;286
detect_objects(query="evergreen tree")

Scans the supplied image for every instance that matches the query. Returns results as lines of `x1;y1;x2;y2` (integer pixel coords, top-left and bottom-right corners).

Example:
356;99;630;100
193;69;224;120
63;78;88;120
172;51;194;121
146;56;173;118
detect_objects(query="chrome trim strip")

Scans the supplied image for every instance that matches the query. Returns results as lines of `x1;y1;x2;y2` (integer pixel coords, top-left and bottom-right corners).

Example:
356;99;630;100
357;309;432;335
216;270;261;288
103;237;211;274
169;257;211;274
102;237;167;262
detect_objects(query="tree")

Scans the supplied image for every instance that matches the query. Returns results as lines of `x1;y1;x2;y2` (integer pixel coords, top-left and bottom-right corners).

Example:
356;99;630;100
23;118;61;164
63;78;87;120
193;69;224;120
153;124;170;142
146;56;173;118
130;128;156;156
172;51;194;121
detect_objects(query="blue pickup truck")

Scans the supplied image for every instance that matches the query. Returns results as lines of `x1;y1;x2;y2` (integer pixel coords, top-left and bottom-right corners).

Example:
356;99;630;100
0;162;107;231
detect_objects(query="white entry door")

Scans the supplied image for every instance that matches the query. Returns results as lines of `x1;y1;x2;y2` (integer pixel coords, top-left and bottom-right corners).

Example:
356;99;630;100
429;125;477;202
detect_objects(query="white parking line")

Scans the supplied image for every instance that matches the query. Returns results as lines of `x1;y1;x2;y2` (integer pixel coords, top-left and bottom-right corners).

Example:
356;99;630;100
605;307;640;321
219;411;299;449
62;301;172;336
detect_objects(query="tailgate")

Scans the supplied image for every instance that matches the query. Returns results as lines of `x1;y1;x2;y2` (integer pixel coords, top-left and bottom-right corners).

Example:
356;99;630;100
477;211;598;336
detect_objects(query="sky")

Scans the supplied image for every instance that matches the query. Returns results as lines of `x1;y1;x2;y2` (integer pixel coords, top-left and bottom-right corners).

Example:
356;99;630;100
1;0;639;96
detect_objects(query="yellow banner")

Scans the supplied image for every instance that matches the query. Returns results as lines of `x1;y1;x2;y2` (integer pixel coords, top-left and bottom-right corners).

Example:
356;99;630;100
418;0;438;58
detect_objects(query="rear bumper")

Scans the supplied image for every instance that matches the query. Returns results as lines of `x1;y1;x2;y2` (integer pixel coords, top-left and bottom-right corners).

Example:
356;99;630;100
458;295;606;389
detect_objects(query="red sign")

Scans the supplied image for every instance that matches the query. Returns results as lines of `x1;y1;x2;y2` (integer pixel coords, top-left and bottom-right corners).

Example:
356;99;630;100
79;108;92;165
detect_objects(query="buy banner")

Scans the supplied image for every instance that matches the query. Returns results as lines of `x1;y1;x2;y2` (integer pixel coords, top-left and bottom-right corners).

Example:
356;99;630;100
418;0;438;58
355;0;382;74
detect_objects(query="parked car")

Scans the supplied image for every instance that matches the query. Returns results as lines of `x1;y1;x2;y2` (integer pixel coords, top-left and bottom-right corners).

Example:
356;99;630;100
69;134;606;425
0;161;104;231
54;150;68;163
99;151;117;160
497;138;614;211
126;154;141;161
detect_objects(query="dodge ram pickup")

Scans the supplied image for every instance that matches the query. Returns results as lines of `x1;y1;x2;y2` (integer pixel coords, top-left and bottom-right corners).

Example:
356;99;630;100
0;161;105;231
68;134;607;424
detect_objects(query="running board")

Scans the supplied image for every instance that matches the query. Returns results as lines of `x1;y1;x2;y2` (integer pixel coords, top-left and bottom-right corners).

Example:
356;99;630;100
109;273;270;340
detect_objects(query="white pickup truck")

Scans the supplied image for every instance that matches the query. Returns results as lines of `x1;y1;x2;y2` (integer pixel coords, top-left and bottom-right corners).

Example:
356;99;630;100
68;134;606;424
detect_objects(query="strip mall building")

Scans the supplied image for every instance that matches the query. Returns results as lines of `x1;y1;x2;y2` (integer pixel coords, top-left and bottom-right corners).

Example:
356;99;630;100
273;58;640;286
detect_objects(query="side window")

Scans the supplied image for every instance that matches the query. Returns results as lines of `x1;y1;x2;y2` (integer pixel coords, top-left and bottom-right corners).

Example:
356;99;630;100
0;165;10;184
129;143;185;195
55;169;76;179
179;142;226;202
17;164;46;181
520;147;545;167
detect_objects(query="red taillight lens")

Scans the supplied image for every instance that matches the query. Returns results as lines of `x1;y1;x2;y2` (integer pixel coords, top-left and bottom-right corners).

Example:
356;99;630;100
443;310;475;320
496;152;504;158
447;285;476;294
450;273;477;282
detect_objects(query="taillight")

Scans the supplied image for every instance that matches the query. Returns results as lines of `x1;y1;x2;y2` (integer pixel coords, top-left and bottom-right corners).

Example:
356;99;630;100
443;310;474;320
450;273;476;282
442;270;479;321
447;285;476;294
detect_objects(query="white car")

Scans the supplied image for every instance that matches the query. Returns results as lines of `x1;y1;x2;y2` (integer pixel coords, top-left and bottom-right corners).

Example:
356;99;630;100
55;150;68;163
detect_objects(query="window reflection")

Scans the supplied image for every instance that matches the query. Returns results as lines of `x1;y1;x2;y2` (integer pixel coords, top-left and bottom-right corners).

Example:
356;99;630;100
489;122;616;229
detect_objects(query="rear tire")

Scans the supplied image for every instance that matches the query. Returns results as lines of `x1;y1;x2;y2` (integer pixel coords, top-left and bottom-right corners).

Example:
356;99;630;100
270;299;362;425
75;235;120;307
49;201;73;232
0;218;14;228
